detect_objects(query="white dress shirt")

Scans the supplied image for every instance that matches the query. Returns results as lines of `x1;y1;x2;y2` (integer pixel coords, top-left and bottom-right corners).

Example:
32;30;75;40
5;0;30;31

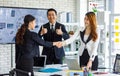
49;22;56;30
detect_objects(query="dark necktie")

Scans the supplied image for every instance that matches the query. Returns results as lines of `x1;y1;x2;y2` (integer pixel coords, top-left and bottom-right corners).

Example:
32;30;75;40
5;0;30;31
51;25;54;32
51;25;54;41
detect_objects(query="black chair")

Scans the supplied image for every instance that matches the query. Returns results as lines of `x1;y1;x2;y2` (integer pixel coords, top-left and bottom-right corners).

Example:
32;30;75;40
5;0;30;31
0;73;9;76
9;68;32;76
0;68;32;76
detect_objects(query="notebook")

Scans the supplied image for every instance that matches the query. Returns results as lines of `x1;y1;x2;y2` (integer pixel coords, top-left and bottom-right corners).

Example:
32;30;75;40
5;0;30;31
65;58;81;70
33;55;47;71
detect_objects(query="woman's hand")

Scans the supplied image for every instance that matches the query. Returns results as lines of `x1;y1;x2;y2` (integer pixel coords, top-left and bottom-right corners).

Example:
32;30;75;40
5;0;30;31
53;42;63;48
87;60;92;70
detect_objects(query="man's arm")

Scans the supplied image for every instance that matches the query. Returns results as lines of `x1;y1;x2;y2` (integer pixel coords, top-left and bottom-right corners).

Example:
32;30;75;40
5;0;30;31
38;26;43;38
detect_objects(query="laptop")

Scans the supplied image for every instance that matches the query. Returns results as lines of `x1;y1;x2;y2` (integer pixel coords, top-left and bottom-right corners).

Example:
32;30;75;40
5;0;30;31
65;58;81;70
33;55;47;71
113;54;120;74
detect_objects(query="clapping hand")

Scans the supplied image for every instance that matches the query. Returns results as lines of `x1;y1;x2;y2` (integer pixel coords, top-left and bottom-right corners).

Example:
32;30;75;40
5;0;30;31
56;26;63;35
40;26;47;35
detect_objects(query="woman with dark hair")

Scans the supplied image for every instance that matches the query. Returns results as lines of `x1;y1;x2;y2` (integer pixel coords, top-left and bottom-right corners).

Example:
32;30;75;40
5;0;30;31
63;12;100;70
15;14;59;76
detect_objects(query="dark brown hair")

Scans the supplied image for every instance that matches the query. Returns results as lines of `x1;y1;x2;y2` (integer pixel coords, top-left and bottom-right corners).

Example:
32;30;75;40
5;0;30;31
16;14;35;44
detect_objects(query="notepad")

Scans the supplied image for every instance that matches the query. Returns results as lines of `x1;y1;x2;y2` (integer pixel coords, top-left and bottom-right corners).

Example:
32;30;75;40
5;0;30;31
38;68;62;73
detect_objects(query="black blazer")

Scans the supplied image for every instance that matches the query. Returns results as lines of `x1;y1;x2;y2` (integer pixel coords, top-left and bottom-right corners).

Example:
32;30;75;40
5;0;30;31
38;22;69;59
15;29;53;65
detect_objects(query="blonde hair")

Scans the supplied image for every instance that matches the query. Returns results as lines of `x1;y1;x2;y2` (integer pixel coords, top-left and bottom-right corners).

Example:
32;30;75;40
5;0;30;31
85;12;98;41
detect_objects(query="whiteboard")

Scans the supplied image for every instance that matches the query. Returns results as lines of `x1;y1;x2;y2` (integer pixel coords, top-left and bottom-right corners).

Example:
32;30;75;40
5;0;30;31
0;7;48;44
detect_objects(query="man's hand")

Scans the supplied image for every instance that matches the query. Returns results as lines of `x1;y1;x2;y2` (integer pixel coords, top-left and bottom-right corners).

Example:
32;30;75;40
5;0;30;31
40;26;47;35
56;26;63;35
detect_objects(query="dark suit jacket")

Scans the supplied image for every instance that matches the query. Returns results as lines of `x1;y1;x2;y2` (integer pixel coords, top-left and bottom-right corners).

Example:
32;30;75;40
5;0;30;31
15;29;53;66
38;22;69;59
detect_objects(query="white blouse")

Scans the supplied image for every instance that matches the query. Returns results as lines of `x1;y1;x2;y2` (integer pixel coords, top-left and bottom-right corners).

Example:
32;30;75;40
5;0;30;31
84;35;89;42
63;27;100;61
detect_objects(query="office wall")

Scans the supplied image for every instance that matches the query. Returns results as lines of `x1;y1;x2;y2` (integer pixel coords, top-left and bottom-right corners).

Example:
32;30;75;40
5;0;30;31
0;0;77;73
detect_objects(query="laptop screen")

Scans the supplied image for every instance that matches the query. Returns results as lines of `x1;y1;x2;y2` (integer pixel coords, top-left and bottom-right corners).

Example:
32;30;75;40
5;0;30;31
33;55;46;67
65;58;81;70
113;54;120;74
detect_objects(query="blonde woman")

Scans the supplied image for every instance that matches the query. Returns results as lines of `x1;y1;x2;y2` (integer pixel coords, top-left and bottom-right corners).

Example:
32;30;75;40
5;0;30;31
63;12;100;70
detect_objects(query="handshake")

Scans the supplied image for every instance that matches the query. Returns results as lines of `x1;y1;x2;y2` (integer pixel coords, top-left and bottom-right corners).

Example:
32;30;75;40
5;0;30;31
53;41;65;48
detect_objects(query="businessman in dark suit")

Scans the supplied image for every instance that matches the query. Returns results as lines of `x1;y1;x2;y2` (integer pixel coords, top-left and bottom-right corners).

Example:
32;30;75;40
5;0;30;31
38;8;69;64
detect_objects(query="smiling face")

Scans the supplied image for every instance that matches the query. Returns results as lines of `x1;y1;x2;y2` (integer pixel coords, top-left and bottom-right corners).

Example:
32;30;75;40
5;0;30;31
84;15;90;28
47;11;57;24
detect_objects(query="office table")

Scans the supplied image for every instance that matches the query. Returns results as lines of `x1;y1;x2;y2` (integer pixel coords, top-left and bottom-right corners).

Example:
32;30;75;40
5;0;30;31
34;64;120;76
34;64;68;76
34;71;119;76
94;73;120;76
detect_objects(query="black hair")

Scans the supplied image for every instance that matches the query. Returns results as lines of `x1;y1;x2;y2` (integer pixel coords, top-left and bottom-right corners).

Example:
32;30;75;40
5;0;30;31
16;14;35;44
24;14;35;26
47;8;57;16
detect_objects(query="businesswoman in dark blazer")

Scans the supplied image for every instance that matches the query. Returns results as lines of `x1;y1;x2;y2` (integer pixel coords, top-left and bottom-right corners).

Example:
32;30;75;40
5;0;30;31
15;14;59;76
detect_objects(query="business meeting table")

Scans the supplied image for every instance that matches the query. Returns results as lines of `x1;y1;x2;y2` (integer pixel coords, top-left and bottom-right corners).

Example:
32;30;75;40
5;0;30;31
34;64;120;76
34;71;120;76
